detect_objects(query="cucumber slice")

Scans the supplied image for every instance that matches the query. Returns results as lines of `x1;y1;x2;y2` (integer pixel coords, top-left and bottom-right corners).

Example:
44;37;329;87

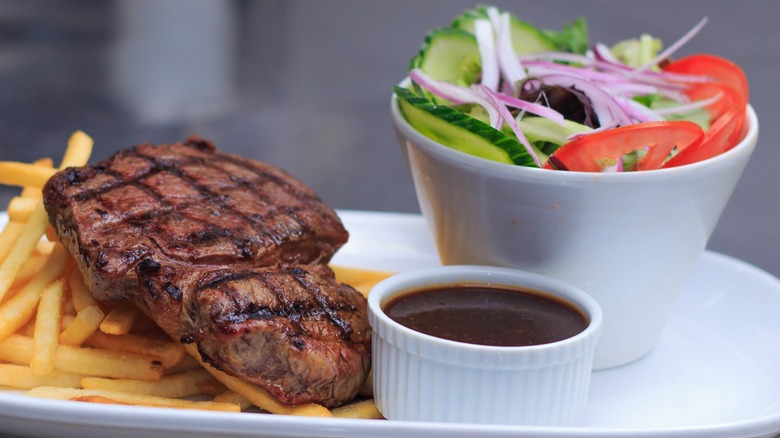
451;7;557;55
515;117;593;165
395;87;537;167
410;27;481;87
518;117;592;146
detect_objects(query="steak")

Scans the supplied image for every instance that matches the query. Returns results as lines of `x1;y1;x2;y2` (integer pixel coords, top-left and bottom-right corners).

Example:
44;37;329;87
42;137;371;407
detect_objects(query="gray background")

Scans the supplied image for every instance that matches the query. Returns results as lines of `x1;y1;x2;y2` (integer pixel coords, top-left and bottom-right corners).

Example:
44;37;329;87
0;1;779;436
0;0;777;280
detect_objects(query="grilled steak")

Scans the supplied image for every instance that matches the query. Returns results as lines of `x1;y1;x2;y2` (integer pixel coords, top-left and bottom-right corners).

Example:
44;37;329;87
42;137;371;407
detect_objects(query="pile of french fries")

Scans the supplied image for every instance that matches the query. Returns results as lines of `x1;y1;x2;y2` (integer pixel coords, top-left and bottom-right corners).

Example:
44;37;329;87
0;132;392;419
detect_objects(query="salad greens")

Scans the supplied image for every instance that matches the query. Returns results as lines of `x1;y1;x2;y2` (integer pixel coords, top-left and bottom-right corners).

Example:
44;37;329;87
610;34;662;68
395;5;749;172
542;17;589;55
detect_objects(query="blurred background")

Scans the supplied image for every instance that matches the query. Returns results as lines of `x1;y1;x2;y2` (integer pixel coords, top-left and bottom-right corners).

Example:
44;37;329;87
0;0;777;278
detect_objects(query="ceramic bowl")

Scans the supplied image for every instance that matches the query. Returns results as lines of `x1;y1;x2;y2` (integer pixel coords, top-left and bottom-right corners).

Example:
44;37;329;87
368;265;602;426
390;86;758;369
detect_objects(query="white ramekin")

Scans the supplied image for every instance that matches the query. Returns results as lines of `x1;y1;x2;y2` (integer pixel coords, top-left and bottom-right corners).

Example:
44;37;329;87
368;265;602;426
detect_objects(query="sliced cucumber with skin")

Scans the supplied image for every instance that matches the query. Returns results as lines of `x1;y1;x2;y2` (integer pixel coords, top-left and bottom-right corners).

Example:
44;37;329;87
515;117;593;165
451;7;557;55
395;87;537;167
410;27;481;87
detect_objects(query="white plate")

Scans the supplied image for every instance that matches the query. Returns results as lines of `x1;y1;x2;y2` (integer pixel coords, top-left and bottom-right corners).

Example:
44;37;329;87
1;210;780;438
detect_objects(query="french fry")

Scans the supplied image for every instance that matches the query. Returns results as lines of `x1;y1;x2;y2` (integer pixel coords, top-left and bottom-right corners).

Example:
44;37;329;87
8;196;37;223
0;162;57;189
10;253;48;288
213;390;254;411
81;369;215;399
19;129;94;285
0;364;84;389
0;131;94;191
44;225;58;244
330;399;384;419
59;305;104;346
330;265;394;297
31;280;65;376
28;387;240;412
0;131;89;189
34;237;55;255
61;292;76;318
20;158;54;200
58;131;94;169
163;354;201;374
0;245;70;341
68;395;134;406
195;376;228;397
19;319;36;337
183;344;332;417
0;334;164;381
85;331;184;369
99;302;138;335
31;156;55;168
67;269;97;312
0;222;24;265
0;201;50;302
60;313;75;330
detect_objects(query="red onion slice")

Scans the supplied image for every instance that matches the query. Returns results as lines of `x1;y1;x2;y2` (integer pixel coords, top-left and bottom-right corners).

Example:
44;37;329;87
474;19;499;91
538;74;634;127
592;43;622;65
615;97;664;123
495;12;526;92
409;68;501;127
653;92;723;116
475;84;541;166
493;93;565;125
628;17;709;78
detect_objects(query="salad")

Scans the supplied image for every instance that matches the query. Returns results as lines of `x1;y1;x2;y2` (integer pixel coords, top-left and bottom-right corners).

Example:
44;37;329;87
394;6;749;171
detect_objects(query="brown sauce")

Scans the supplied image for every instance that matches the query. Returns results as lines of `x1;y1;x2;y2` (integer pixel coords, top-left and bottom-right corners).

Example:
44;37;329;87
384;285;587;347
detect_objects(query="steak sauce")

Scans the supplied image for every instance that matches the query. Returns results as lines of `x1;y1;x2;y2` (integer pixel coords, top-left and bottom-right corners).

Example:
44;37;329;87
383;285;587;346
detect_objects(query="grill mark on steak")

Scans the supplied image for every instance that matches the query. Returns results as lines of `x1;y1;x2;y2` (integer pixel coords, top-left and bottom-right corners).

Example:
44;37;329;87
69;145;319;241
69;162;165;202
69;143;332;270
289;267;355;337
197;270;260;290
137;258;162;300
199;267;356;340
128;146;322;261
42;137;366;407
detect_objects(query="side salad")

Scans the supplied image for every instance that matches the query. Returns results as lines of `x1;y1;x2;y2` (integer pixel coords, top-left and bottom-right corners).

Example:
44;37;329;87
394;6;749;171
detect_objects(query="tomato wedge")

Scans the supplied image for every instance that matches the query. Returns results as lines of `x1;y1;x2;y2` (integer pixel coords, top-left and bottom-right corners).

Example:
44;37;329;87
544;121;704;172
680;82;746;149
659;54;749;166
663;54;749;105
662;108;742;168
664;55;747;132
681;82;743;121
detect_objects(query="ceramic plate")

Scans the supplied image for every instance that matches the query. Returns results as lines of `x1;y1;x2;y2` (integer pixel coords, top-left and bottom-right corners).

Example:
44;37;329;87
1;210;779;438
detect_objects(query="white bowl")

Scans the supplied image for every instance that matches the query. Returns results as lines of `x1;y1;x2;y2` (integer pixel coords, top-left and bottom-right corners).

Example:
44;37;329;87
368;265;602;426
391;85;759;369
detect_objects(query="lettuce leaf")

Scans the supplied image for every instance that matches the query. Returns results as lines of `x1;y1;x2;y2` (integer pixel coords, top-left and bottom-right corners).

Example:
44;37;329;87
542;17;589;54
